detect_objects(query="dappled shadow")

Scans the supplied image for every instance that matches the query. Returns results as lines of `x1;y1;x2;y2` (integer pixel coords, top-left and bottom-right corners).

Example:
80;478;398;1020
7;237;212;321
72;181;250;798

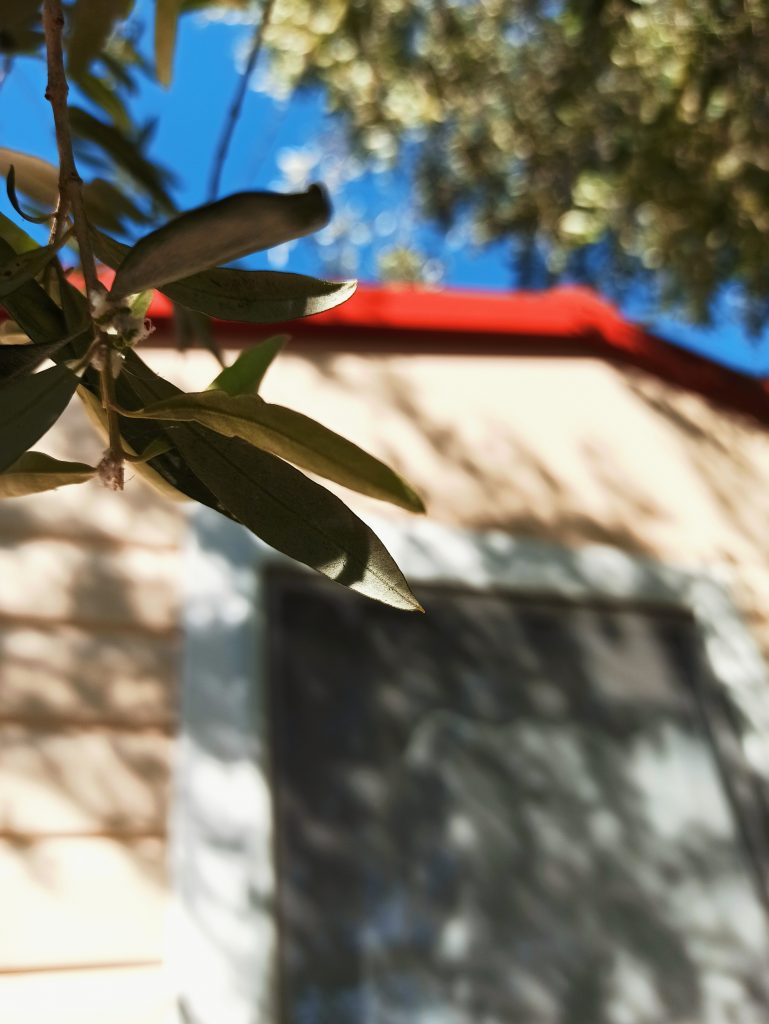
627;376;769;557
294;355;670;557
266;573;769;1024
0;398;182;906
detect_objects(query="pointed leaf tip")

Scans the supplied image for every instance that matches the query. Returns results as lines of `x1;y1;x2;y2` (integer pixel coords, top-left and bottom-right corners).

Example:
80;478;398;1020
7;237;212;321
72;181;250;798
0;452;95;498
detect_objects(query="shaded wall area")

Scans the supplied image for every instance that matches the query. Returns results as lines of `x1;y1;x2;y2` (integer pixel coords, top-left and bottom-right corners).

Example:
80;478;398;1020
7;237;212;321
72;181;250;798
268;573;769;1024
0;390;184;1023
3;345;769;1022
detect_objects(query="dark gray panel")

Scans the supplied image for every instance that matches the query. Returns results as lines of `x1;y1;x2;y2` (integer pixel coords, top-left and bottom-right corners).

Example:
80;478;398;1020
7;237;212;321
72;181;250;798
268;574;769;1024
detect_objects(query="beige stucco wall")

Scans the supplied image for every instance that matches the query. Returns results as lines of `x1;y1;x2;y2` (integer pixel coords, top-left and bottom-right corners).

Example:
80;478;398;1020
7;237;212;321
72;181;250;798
2;344;769;1020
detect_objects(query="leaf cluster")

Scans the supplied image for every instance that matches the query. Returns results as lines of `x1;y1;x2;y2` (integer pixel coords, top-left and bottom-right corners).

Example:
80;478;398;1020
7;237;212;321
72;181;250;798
0;0;425;611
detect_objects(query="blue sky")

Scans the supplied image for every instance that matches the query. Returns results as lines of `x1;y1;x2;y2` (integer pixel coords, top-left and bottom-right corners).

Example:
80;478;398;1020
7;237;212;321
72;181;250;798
3;2;769;377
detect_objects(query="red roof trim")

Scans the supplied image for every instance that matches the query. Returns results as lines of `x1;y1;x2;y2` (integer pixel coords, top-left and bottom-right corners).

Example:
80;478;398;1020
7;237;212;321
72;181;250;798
143;282;769;429
4;279;768;427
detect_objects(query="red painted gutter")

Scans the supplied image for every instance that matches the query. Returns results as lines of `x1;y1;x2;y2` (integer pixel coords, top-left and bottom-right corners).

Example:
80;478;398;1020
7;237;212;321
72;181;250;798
142;281;769;429
5;277;769;427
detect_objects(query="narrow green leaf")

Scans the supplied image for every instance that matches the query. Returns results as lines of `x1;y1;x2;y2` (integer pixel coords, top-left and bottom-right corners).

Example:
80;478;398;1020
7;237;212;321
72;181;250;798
167;269;356;324
71;68;132;130
0;150;59;210
0;231;72;298
0;365;79;472
83;179;152;235
133;436;172;462
93;227;354;322
155;0;183;86
0;239;90;371
122;390;426;512
0;451;95;498
0;239;70;347
108;186;332;299
54;266;91;336
208;336;287;395
67;0;135;74
92;351;236;509
169;425;422;611
69;107;174;211
0;211;38;254
172;303;223;365
0;337;78;384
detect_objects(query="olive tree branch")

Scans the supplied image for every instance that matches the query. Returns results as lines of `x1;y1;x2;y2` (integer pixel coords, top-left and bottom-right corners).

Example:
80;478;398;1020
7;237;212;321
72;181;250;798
42;0;125;490
207;0;277;201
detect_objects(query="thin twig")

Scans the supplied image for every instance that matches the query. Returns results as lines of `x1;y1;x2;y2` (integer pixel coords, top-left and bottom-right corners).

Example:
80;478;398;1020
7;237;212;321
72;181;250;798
42;0;124;490
207;0;277;201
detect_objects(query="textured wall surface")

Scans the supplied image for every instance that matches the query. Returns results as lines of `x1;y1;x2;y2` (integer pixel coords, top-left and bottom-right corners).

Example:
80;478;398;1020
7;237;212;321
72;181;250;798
2;345;769;1021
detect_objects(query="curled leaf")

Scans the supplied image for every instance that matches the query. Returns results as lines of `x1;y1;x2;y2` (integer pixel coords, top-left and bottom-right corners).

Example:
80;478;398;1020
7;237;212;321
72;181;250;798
109;185;332;299
0;149;59;210
6;165;55;224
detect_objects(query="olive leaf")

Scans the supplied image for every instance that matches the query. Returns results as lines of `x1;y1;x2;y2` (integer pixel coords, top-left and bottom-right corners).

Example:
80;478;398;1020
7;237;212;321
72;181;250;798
69;107;174;211
0;365;80;473
120;390;425;512
0;230;73;299
169;425;423;611
0;211;39;253
155;0;183;86
0;149;59;210
93;227;355;323
67;0;135;74
0;336;81;384
207;336;287;395
0;452;95;498
108;185;332;298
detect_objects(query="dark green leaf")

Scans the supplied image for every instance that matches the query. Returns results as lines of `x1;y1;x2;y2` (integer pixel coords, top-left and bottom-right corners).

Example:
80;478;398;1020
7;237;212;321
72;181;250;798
0;451;95;498
167;268;356;324
108;185;332;299
96;351;236;508
71;68;132;130
67;0;135;73
168;425;422;610
123;389;426;512
0;239;70;347
155;0;183;86
172;302;223;365
0;365;79;472
69;107;174;211
0;231;72;298
54;266;91;335
93;227;356;322
208;336;287;395
0;337;78;384
83;178;152;234
0;238;90;364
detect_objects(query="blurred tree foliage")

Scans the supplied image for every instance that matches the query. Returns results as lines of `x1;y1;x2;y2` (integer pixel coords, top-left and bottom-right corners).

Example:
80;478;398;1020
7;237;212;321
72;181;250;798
257;0;769;328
